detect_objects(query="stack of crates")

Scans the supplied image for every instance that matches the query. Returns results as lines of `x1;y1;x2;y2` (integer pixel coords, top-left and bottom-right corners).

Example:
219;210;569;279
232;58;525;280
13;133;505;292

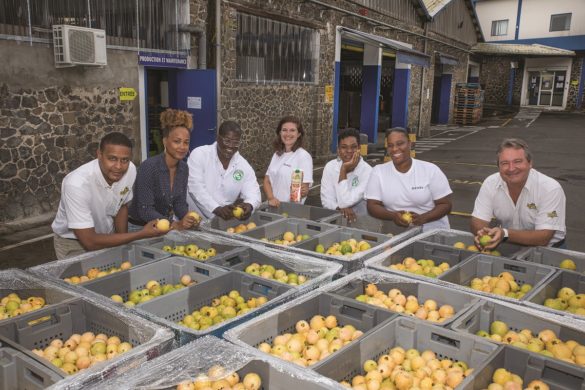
454;83;483;125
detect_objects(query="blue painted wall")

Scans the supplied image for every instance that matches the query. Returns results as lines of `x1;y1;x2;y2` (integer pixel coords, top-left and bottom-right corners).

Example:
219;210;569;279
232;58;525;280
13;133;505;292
497;35;585;51
391;67;410;128
360;65;381;145
438;74;452;124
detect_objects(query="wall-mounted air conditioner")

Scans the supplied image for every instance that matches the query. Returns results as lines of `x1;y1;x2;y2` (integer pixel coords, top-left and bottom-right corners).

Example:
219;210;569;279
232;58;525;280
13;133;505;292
53;25;107;67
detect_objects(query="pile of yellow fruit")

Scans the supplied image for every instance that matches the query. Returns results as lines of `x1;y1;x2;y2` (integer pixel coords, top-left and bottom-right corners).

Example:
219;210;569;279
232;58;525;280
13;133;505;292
176;365;261;390
257;315;363;367
453;241;501;256
260;231;309;246
0;293;46;319
111;275;194;307
178;291;267;331
476;321;585;366
543;287;585;315
354;284;456;323
32;332;133;375
315;239;372;256
226;222;257;234
485;368;549;390
388;257;450;278
468;271;532;299
244;263;308;285
162;244;217;261
64;261;132;284
340;347;473;390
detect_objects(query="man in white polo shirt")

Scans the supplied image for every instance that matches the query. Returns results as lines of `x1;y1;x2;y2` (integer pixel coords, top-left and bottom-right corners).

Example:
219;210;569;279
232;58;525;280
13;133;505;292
52;132;164;259
321;128;372;222
471;138;566;249
187;121;261;220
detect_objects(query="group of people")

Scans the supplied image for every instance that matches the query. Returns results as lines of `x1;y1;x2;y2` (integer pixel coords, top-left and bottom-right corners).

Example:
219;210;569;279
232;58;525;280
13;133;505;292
52;108;566;259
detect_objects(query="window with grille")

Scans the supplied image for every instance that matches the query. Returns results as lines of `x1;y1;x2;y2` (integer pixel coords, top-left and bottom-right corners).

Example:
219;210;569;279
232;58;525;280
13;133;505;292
550;13;571;32
490;19;508;36
236;12;319;84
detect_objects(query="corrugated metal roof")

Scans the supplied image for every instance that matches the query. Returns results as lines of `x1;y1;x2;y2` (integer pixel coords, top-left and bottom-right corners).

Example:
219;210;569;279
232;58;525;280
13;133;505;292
471;43;575;56
421;0;455;18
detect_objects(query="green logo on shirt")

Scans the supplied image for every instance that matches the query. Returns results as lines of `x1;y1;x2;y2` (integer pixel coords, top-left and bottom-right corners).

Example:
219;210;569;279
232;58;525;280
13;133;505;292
120;187;129;195
527;203;537;210
233;169;244;181
351;177;359;187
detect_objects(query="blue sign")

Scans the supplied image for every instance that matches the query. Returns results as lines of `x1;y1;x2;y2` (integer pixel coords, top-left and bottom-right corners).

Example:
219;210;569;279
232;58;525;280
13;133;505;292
138;52;187;68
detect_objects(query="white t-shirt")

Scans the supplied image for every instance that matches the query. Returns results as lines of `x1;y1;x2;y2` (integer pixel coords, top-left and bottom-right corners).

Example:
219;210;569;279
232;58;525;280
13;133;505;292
265;148;313;203
187;143;261;219
472;169;566;245
365;159;452;231
52;159;136;238
321;157;372;215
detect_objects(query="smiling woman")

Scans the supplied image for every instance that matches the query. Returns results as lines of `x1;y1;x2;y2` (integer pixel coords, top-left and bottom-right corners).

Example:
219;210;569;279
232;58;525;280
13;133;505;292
365;127;453;231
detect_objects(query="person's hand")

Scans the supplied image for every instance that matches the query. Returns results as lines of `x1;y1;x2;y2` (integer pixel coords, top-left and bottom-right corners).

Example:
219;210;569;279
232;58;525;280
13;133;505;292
238;203;253;220
341;151;360;174
300;183;310;198
213;205;235;220
268;197;280;208
474;227;501;250
173;213;200;230
142;219;167;237
392;210;411;227
340;207;357;223
410;212;425;226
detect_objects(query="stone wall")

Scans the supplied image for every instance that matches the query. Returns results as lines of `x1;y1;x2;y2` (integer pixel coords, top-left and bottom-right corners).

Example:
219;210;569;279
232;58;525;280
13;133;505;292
0;40;140;223
567;56;585;111
480;56;524;106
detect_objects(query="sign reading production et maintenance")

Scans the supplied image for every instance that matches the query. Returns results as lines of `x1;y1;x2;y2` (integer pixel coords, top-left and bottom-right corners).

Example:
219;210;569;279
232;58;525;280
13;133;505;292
138;51;187;68
119;88;137;101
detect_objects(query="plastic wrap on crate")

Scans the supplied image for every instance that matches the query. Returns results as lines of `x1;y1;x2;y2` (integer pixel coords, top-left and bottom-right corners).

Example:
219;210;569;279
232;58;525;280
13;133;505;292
516;246;585;274
319;213;413;236
88;336;343;390
320;268;482;327
137;230;245;259
0;296;174;390
0;345;63;389
199;210;285;238
0;269;78;320
258;201;341;222
28;243;171;286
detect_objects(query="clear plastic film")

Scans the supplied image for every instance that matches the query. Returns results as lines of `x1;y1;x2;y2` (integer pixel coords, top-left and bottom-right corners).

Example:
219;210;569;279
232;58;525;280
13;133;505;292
88;335;343;390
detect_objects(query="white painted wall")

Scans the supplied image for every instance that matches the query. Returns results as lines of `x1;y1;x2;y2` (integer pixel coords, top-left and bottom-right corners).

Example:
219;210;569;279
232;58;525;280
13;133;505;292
519;0;585;38
475;0;518;41
520;57;573;108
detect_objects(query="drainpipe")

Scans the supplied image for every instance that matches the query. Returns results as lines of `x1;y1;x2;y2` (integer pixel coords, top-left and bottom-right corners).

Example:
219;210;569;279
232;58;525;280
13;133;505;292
178;24;207;69
418;22;429;138
216;0;222;126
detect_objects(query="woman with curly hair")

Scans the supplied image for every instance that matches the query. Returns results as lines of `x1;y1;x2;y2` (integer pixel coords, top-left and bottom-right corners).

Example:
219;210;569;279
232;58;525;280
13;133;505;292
128;108;199;230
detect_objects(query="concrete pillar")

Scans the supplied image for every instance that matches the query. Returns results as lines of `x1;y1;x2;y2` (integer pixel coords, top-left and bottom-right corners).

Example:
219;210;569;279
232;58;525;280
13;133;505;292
392;62;411;128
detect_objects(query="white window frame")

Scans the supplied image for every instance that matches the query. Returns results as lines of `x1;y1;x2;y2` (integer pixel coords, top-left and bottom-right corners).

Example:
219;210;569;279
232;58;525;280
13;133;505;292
490;19;509;36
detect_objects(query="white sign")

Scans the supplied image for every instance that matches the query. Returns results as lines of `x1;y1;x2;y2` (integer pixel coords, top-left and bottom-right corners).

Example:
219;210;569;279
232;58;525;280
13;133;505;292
187;96;202;109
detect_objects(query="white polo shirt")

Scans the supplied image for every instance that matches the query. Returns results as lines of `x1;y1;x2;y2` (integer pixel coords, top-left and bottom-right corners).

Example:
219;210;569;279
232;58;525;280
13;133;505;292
365;159;452;231
52;159;136;239
472;169;566;245
265;148;313;203
321;157;372;215
187;143;261;219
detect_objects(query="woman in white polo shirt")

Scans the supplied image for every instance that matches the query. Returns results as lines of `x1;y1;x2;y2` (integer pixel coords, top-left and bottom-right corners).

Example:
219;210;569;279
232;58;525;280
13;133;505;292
366;127;452;231
263;116;313;207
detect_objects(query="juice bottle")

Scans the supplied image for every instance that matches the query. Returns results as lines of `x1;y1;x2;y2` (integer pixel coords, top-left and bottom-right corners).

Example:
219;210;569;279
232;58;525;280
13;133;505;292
290;169;303;202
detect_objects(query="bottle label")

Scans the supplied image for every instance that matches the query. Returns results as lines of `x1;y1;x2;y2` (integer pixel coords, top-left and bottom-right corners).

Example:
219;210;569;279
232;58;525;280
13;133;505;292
290;169;303;203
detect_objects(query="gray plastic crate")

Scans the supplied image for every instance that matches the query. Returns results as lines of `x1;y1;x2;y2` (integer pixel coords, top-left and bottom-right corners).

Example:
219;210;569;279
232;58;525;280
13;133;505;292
258;202;341;222
450;300;585;352
0;297;173;387
328;277;481;327
367;240;475;280
29;244;171;285
138;271;293;344
315;316;498;383
320;213;411;236
420;229;525;258
139;235;241;260
240;218;338;246
525;269;585;319
440;254;558;301
203;211;284;233
79;256;228;304
0;346;61;389
458;346;585;390
294;227;391;257
225;292;395;367
517;246;585;274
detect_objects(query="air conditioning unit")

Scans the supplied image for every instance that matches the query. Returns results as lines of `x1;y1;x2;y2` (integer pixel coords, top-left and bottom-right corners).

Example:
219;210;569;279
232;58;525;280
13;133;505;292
53;25;107;67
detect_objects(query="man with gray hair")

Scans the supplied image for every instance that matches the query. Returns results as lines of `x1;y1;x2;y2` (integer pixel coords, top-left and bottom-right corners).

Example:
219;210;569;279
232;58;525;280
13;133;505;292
471;138;566;249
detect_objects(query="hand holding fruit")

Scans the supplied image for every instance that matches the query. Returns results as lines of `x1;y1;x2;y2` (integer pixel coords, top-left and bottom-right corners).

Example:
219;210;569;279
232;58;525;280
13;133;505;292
474;227;500;250
176;211;201;230
142;219;168;237
234;202;253;220
213;204;235;220
393;211;411;227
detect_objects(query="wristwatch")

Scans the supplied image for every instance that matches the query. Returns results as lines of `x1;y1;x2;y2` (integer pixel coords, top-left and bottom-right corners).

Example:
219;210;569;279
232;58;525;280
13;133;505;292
501;227;509;242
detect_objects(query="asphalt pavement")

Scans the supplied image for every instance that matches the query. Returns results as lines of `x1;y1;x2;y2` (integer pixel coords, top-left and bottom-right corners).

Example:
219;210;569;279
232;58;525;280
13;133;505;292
1;109;584;270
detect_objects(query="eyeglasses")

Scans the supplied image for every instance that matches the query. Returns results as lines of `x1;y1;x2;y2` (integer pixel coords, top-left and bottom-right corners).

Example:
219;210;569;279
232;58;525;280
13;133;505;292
218;135;241;148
